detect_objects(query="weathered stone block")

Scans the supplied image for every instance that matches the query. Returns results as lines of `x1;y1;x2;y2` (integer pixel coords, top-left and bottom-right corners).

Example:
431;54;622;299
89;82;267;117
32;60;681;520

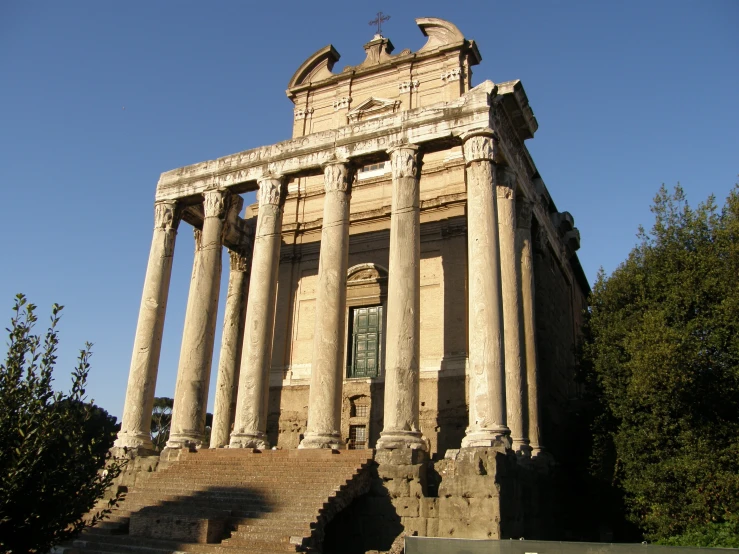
391;496;419;517
129;513;225;543
383;477;410;498
419;497;438;519
426;515;439;537
378;463;423;481
401;516;427;537
438;474;499;498
375;448;427;466
409;479;424;498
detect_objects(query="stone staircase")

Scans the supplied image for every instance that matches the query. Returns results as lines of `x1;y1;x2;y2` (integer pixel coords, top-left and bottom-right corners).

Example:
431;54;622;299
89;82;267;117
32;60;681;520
69;448;375;554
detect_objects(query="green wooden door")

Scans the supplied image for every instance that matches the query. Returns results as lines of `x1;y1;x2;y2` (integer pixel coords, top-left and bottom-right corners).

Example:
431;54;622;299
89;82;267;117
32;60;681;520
349;306;382;378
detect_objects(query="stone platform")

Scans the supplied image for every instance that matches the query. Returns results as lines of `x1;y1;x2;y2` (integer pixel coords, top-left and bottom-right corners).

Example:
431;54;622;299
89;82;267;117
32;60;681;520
66;449;374;554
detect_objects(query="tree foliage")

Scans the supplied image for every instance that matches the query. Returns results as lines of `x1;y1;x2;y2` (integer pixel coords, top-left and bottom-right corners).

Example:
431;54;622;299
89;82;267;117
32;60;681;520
579;184;739;543
0;295;126;553
150;396;173;452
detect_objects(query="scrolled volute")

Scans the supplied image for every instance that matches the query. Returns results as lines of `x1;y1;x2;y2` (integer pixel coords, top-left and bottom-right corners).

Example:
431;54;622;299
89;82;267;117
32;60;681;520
257;176;284;207
388;145;419;180
154;201;180;231
322;162;353;193
203;189;229;219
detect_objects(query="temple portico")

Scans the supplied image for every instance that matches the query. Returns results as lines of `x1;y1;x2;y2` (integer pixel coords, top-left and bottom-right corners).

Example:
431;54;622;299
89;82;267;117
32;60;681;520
115;18;586;466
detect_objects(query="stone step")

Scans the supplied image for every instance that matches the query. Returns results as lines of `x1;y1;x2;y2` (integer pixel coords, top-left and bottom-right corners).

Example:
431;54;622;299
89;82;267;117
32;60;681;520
73;535;299;554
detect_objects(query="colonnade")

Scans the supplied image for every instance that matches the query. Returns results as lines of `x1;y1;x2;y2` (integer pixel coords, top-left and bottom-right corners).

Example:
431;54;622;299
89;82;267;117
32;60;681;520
113;132;544;456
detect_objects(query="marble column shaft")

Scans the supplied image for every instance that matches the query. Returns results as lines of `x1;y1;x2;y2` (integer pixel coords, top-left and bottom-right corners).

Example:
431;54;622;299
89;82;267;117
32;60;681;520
168;189;229;448
497;166;529;452
210;249;251;448
114;201;180;452
377;145;426;451
301;162;353;449
517;200;544;453
230;177;285;449
461;130;511;447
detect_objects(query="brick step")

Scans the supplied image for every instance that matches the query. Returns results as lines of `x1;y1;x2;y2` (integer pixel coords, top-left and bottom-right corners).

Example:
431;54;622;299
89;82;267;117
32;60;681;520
139;476;355;486
121;490;335;506
73;535;299;554
124;488;339;502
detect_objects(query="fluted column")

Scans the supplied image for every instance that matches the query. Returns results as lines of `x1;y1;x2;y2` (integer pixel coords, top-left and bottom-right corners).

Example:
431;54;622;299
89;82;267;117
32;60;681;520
167;189;230;448
210;248;251;448
377;145;426;451
461;129;511;447
230;176;285;449
300;162;353;449
517;199;544;454
114;201;180;453
498;166;529;454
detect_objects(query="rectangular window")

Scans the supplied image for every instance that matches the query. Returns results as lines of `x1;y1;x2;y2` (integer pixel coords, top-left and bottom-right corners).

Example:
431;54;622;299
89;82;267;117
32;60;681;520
351;404;369;418
349;425;367;449
348;306;382;378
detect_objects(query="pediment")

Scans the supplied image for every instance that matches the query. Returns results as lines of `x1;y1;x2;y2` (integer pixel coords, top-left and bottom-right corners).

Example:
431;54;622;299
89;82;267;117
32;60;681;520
347;97;401;123
347;263;388;283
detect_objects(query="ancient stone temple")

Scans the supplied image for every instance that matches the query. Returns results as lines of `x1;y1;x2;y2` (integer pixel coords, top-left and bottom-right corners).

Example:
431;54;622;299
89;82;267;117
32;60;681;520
89;17;589;554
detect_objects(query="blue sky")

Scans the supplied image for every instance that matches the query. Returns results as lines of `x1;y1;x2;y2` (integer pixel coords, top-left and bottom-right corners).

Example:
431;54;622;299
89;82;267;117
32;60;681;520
1;1;737;419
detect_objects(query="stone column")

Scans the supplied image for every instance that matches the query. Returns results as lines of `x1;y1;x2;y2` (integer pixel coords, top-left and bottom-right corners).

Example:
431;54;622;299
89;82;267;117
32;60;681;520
377;145;426;451
167;189;230;448
517;200;544;454
497;166;530;454
230;176;285;449
300;162;353;449
114;200;180;453
210;248;251;448
461;129;511;447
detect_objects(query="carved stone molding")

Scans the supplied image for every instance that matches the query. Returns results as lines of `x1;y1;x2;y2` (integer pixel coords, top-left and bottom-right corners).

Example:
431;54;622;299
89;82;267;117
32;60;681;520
154;200;180;231
462;130;497;164
193;228;203;251
440;68;461;82
388;145;419;180
516;198;533;229
398;80;420;93
229;249;251;273
203;189;229;219
323;161;352;193
294;107;314;121
257;176;284;207
333;97;351;110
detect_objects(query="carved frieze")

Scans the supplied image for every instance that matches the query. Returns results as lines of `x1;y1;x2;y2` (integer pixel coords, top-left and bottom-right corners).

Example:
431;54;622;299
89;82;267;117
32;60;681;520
257;176;284;206
440;68;461;82
323;162;352;193
398;80;420;93
462;132;497;163
203;189;228;219
154;200;180;231
388;146;419;180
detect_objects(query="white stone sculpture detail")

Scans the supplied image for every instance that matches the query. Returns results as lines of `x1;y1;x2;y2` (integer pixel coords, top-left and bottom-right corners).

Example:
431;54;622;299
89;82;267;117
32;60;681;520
154;201;178;230
440;68;461;82
323;162;351;193
332;97;351;110
463;134;496;163
294;107;314;121
257;177;283;206
398;80;420;93
203;189;228;219
229;249;251;273
389;147;418;179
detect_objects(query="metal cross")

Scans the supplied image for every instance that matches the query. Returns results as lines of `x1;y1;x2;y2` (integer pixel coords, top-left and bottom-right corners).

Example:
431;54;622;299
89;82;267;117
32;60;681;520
369;11;390;35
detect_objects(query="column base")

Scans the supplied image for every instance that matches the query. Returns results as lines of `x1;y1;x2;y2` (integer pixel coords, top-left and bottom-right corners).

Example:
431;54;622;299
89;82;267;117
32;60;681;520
166;433;203;451
512;438;533;457
376;430;428;451
299;431;344;450
229;432;269;450
113;430;156;454
461;428;512;449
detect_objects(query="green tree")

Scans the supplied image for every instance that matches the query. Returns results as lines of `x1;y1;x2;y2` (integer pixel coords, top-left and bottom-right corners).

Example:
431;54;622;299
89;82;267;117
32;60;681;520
150;396;173;451
0;295;126;553
580;184;739;544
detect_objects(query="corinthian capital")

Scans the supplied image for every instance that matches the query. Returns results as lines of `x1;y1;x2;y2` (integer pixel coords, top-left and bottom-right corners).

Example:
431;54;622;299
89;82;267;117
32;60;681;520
388;145;420;180
229;248;251;273
322;161;353;194
257;176;285;207
154;200;180;231
203;189;229;219
461;129;498;164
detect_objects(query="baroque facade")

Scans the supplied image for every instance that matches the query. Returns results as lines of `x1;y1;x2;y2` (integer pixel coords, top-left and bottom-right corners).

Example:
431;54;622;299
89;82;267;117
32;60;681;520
110;17;588;545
